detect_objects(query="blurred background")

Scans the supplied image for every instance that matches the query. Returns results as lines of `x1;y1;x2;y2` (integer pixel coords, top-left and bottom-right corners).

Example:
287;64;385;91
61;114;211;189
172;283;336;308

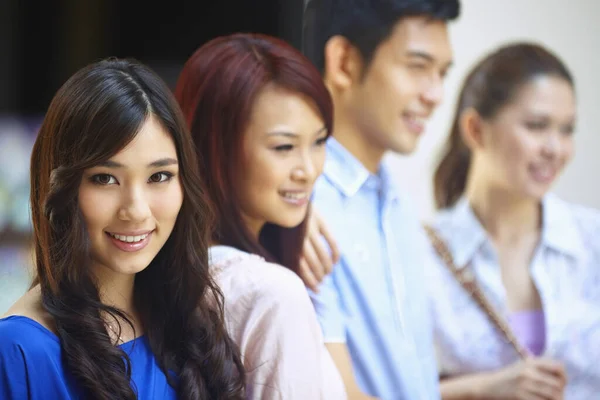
1;0;599;314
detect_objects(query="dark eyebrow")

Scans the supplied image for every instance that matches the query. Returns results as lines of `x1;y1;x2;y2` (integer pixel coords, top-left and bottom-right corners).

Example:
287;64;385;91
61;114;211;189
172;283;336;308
313;126;328;137
97;160;124;168
267;126;328;139
406;51;453;69
406;50;435;62
97;157;178;169
148;157;178;168
267;131;299;138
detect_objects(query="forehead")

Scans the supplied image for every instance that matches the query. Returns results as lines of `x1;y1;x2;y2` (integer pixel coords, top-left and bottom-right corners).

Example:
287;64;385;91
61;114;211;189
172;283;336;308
376;16;453;65
508;75;576;117
112;115;178;163
246;84;323;132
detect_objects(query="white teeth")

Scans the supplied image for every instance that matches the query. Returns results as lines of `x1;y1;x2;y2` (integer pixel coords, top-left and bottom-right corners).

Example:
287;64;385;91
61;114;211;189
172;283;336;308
406;115;426;124
281;192;307;200
532;166;554;179
109;233;149;243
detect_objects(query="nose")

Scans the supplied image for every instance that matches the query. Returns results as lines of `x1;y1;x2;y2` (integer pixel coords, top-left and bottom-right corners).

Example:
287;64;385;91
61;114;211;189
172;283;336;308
421;74;445;107
291;152;319;184
541;131;561;159
118;186;152;222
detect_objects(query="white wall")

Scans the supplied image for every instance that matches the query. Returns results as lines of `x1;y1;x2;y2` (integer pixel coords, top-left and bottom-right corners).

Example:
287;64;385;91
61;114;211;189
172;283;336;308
387;0;600;221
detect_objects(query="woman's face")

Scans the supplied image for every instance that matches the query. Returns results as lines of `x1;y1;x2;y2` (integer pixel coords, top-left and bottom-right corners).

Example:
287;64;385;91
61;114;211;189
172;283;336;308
477;75;576;200
78;115;184;277
236;83;328;237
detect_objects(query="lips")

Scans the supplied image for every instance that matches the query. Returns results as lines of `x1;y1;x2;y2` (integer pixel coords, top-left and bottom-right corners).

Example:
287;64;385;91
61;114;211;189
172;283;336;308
279;190;309;206
280;191;307;200
105;230;154;253
108;232;150;243
529;164;558;184
402;112;427;135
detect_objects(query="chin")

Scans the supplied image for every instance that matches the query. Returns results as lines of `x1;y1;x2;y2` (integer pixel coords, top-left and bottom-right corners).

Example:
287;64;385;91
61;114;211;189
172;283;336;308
389;138;418;155
528;189;549;201
109;258;154;275
270;215;306;229
520;186;548;202
530;180;556;197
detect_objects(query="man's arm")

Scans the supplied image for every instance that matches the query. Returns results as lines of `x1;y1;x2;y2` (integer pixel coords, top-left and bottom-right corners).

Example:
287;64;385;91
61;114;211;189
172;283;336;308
299;207;340;291
326;343;379;400
309;272;380;400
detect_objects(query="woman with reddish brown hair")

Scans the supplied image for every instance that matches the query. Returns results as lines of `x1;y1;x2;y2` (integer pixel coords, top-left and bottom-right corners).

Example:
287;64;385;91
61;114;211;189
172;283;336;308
175;33;346;399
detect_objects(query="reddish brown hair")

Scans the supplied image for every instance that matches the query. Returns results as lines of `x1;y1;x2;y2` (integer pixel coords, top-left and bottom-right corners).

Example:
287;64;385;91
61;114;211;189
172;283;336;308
175;33;333;272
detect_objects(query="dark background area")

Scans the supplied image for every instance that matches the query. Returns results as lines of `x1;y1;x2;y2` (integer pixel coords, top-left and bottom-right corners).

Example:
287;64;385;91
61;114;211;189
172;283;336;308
0;0;305;115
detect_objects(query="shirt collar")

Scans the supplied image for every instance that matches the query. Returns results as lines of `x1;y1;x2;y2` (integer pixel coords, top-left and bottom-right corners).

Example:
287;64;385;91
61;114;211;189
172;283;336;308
323;137;399;200
440;197;488;269
323;138;370;197
440;193;585;268
541;193;585;260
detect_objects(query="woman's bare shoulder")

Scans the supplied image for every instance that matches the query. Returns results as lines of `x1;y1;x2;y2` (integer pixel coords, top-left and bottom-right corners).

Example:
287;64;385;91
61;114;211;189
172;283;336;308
2;285;55;333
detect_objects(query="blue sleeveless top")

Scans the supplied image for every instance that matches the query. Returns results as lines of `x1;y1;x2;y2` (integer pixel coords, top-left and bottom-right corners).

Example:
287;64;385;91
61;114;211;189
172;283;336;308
0;315;176;399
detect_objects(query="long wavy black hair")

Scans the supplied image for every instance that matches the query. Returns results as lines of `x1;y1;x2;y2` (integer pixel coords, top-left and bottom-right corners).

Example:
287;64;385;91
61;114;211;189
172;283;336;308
30;58;245;399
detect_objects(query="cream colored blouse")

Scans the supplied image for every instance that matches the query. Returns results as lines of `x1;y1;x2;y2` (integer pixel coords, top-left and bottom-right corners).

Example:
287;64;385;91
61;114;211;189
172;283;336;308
210;245;347;400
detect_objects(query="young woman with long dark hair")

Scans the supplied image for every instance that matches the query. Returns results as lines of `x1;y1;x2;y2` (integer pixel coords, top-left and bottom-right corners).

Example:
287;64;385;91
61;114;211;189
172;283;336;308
0;58;245;399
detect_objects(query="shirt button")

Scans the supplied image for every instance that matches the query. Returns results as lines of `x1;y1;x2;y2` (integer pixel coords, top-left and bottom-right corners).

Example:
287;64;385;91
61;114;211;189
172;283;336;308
355;245;370;263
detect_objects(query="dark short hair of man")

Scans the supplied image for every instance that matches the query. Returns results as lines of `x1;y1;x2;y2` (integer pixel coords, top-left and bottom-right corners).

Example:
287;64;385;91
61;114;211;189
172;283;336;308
303;0;460;74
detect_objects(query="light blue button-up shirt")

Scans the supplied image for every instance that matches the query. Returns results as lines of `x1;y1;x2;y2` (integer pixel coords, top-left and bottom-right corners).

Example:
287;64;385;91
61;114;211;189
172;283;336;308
310;138;440;400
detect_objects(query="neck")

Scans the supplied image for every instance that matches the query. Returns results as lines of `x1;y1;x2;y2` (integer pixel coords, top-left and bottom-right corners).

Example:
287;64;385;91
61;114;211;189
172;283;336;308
93;265;136;317
466;179;541;243
240;213;264;243
332;106;385;174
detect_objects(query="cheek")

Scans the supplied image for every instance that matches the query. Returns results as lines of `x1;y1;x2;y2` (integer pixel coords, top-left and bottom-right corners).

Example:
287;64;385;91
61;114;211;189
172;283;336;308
152;183;184;222
313;149;327;175
241;153;283;194
485;135;527;183
359;67;408;112
387;68;420;102
236;154;285;219
561;138;575;164
78;187;117;233
491;127;530;163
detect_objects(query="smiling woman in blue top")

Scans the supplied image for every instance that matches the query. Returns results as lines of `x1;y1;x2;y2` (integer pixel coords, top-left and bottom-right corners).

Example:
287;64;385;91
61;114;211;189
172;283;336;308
0;58;245;399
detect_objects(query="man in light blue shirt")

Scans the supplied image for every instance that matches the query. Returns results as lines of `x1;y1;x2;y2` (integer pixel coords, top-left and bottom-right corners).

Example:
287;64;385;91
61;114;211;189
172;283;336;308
301;0;460;398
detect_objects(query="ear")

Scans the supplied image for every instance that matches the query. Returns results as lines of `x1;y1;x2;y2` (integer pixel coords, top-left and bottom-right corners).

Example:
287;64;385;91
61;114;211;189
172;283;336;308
323;35;364;92
459;108;487;151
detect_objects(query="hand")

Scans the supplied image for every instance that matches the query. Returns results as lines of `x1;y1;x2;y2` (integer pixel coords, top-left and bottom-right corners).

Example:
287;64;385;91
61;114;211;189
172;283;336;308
298;207;340;292
483;358;567;400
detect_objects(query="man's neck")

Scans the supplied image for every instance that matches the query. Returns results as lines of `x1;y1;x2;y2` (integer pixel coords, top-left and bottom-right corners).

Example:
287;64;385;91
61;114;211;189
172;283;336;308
332;117;385;174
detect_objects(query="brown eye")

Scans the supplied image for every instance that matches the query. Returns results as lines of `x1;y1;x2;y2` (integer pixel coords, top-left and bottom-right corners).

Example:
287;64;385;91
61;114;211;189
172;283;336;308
315;136;328;146
273;144;294;152
409;63;427;70
561;125;575;136
148;172;173;183
92;174;116;185
525;121;548;131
